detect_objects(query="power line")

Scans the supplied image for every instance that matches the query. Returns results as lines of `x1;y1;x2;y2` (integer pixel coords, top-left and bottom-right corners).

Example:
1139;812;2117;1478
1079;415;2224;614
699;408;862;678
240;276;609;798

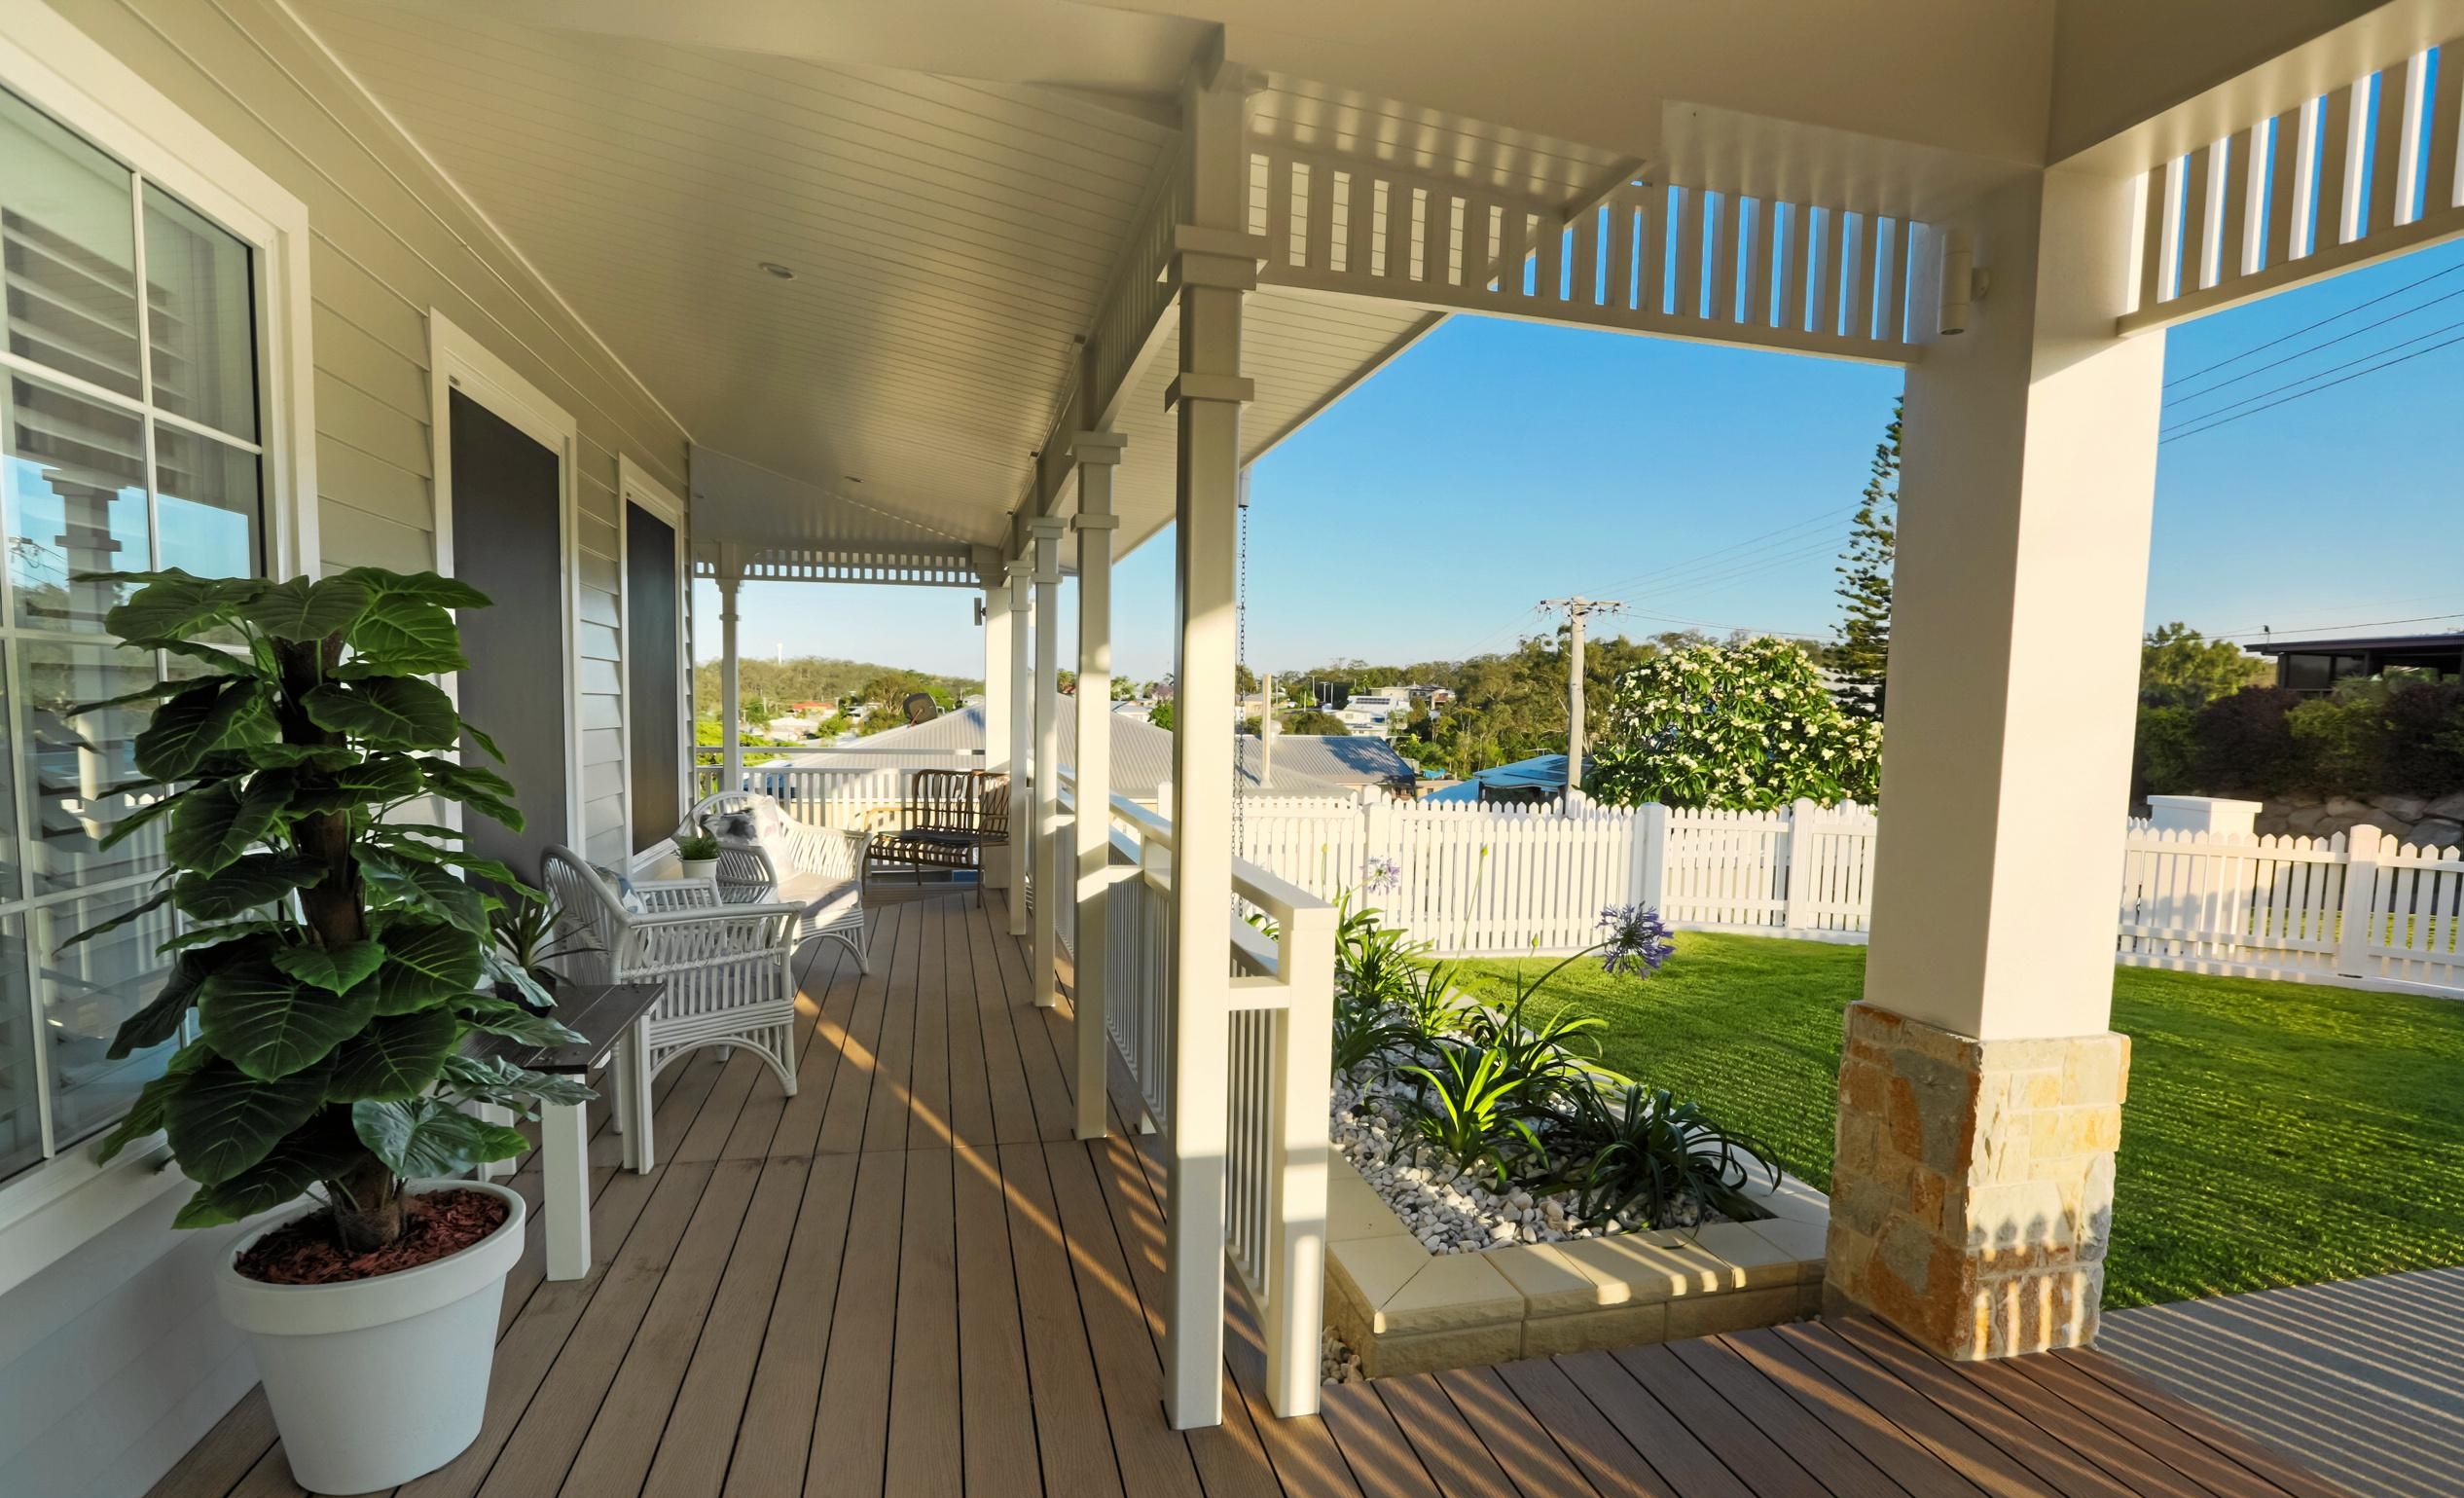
2161;254;2464;388
2159;311;2464;434
1573;504;1855;602
2163;281;2464;408
2211;610;2464;641
2161;325;2464;443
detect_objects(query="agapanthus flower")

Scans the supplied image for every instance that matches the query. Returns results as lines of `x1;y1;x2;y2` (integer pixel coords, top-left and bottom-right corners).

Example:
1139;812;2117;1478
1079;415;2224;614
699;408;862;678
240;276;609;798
1364;856;1401;894
1597;903;1674;978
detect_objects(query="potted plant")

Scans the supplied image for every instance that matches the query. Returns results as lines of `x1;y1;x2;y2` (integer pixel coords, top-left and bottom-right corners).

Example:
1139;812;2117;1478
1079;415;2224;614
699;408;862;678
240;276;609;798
674;825;722;883
489;887;597;1010
74;566;588;1494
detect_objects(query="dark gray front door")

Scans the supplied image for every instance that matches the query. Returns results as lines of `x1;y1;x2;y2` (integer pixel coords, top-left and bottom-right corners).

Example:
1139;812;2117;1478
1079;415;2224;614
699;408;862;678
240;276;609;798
449;387;567;880
625;502;680;851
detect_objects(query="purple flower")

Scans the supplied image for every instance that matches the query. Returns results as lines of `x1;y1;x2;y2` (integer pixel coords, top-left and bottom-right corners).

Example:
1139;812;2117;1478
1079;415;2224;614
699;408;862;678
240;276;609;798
1597;903;1673;978
1364;856;1401;895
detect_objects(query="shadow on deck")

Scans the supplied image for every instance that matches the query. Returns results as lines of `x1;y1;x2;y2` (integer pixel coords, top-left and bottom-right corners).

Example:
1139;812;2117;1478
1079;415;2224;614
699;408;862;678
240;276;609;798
151;892;2357;1498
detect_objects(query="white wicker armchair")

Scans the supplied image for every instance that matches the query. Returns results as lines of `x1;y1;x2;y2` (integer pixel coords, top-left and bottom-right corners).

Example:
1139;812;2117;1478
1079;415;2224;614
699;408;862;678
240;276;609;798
685;790;871;973
540;846;800;1171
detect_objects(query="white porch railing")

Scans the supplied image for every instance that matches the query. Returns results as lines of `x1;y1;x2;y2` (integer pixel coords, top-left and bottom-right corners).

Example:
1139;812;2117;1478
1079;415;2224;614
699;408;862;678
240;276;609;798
1058;772;1336;1419
689;748;983;830
1224;789;2464;999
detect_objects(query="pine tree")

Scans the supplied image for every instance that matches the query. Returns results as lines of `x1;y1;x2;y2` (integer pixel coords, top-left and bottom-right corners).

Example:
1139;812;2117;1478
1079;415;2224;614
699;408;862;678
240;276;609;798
1830;399;1901;719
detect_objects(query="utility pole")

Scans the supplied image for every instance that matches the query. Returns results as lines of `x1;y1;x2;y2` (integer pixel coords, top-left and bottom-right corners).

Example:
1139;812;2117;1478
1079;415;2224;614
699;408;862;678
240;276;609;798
1539;596;1622;803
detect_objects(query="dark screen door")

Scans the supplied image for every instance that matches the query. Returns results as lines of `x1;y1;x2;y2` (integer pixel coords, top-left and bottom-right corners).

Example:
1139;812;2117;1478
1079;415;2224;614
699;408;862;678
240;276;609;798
626;502;681;850
449;387;567;880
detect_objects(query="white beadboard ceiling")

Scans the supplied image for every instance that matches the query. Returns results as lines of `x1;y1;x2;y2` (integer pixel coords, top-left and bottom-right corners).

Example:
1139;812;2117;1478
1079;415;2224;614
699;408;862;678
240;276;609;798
292;1;1444;564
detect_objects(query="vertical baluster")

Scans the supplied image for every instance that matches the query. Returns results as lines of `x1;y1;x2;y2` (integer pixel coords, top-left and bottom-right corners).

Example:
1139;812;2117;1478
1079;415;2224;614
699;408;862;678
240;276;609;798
1571;203;1600;307
2180;142;2216;292
1343;168;1373;274
1673;186;1703;317
1640;186;1668;316
1709;192;1739;321
1384;179;1413;284
1304;158;1335;273
1783;201;1812;331
1265;153;1293;269
2427;39;2464;217
1537;204;1565;300
2393;50;2432;227
1607;193;1638;311
2218;129;2253;281
1850;211;1881;338
1815;206;1845;335
1879;217;1909;342
2315;82;2358;250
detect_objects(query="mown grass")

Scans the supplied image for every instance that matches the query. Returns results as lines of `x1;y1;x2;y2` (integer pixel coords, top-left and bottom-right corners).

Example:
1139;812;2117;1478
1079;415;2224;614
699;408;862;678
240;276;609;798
1447;933;2464;1308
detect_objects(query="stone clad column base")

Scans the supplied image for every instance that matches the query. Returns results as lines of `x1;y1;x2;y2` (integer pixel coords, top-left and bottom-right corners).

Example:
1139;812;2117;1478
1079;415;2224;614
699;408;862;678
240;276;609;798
1824;1002;2128;1360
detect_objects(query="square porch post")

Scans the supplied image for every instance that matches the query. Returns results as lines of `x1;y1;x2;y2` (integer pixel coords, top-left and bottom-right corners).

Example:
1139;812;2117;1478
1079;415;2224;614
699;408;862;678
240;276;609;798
1828;166;2164;1361
1007;557;1033;936
1071;431;1126;1139
716;568;743;793
981;566;1014;906
1162;64;1262;1433
1028;516;1068;1007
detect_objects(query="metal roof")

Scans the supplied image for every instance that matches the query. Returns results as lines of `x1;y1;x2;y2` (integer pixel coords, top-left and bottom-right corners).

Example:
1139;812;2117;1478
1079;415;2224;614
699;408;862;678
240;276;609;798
2248;632;2464;656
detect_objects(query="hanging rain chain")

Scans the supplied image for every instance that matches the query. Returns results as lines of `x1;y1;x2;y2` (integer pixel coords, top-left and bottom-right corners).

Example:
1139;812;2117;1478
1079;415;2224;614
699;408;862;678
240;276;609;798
1233;480;1250;924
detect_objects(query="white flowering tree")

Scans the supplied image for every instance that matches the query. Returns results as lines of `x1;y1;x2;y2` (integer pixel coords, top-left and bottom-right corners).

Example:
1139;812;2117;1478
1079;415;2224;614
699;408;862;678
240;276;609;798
1585;637;1880;809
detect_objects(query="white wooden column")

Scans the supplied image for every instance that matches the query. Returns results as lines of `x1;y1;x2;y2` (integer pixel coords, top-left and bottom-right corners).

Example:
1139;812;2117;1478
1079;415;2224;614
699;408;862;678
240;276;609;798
1071;431;1126;1139
1829;165;2162;1361
981;568;1013;904
1162;63;1264;1434
1007;558;1033;936
717;571;743;792
1028;516;1068;1008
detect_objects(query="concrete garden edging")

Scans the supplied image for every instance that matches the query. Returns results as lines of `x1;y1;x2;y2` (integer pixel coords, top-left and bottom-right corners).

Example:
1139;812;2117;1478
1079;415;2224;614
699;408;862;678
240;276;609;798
1323;1153;1830;1377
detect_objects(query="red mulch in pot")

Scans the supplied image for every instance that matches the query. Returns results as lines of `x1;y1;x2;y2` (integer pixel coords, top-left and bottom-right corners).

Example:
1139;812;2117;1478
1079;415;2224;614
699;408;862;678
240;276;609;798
235;1188;510;1286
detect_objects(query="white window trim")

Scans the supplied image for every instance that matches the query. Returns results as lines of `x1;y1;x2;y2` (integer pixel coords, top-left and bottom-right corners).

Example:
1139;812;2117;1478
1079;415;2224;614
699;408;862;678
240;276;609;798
0;0;318;1295
426;310;587;854
619;457;688;855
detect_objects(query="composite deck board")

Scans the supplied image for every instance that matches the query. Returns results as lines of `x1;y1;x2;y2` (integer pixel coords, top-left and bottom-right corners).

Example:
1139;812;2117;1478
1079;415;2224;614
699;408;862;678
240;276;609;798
151;893;2360;1498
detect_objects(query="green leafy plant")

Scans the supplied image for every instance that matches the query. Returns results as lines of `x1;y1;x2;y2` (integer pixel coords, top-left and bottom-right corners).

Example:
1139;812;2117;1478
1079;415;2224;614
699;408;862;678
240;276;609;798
77;566;591;1254
1541;1083;1778;1229
1586;636;1880;810
489;888;597;987
1392;1044;1549;1187
1458;987;1615;1114
674;827;721;861
1330;991;1420;1078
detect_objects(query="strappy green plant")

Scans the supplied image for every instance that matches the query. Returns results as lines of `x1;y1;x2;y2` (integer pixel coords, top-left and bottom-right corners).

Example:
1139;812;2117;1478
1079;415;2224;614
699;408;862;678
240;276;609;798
1330;991;1420;1078
1541;1083;1779;1230
1392;1044;1551;1187
73;566;591;1254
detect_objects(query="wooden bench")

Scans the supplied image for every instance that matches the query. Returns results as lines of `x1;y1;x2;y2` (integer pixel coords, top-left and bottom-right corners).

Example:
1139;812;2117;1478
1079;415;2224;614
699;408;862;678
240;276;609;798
473;981;664;1281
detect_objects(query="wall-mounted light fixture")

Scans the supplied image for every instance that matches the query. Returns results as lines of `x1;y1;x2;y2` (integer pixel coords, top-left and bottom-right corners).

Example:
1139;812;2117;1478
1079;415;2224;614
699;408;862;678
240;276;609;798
1939;231;1989;335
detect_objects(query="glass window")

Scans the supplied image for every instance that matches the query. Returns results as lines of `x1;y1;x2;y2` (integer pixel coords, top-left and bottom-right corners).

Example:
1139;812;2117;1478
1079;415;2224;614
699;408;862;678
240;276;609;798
2281;654;2329;692
143;184;258;442
155;423;259;579
0;915;36;1180
20;640;168;894
0;88;141;399
0;88;268;1185
29;887;178;1151
5;369;150;630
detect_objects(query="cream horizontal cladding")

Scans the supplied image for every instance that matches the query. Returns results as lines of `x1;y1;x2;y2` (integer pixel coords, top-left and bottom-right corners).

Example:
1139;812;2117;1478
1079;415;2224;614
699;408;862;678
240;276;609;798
0;2;691;1492
1324;1154;1831;1378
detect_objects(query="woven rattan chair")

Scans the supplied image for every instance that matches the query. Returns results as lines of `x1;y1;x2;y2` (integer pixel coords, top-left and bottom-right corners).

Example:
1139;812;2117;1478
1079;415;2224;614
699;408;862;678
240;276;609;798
864;769;1008;904
685;790;872;972
539;847;799;1171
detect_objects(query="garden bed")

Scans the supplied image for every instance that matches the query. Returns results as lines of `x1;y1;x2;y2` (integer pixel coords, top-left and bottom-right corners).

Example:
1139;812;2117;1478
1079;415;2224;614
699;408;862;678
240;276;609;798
1323;1152;1829;1378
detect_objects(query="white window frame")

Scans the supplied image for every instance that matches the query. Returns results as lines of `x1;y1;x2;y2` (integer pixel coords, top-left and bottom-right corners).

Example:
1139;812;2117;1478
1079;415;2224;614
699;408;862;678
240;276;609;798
425;310;586;855
619;456;688;856
0;0;317;1293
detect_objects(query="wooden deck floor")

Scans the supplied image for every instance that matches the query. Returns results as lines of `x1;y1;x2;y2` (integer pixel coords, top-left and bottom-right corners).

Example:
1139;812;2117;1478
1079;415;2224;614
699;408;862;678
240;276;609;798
152;892;2353;1498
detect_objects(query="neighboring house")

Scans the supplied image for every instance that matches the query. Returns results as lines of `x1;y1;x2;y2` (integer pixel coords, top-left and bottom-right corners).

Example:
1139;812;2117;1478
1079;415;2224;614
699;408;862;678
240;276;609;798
800;706;1372;801
1334;690;1412;736
2251;631;2464;697
1428;752;1570;804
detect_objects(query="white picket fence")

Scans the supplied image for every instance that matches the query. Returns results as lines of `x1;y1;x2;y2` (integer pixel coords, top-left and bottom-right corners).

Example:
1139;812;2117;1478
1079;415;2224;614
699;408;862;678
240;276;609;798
1224;790;2464;998
690;749;982;829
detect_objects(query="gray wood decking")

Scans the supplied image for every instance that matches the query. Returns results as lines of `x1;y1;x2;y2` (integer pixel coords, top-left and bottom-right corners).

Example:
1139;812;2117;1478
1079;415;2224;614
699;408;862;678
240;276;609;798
150;891;2359;1498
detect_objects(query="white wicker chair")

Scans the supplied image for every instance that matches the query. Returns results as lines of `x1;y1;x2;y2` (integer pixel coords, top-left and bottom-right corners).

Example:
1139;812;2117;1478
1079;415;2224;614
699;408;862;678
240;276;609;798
539;846;800;1171
685;790;871;973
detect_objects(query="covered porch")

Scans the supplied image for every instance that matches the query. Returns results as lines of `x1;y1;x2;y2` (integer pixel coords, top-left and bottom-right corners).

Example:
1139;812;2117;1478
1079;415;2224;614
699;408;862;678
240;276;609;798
149;890;2353;1498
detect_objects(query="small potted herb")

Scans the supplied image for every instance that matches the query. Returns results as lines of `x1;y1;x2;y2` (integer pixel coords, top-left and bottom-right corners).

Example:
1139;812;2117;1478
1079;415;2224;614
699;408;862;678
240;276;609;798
674;826;722;883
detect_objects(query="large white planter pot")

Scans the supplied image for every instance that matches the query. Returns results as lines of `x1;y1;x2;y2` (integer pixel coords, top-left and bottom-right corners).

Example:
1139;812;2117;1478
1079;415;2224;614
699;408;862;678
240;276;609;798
679;857;719;884
216;1179;524;1494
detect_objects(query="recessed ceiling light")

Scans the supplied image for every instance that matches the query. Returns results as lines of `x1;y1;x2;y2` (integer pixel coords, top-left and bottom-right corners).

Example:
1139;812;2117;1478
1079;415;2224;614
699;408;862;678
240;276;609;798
757;261;795;279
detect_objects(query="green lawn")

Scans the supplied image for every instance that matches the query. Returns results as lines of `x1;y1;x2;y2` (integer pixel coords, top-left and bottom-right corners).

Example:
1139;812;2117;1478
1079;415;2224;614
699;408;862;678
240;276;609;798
1448;933;2464;1309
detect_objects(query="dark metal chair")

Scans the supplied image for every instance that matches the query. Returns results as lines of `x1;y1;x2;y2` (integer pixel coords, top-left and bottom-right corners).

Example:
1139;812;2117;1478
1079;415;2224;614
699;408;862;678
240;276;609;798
865;769;1009;902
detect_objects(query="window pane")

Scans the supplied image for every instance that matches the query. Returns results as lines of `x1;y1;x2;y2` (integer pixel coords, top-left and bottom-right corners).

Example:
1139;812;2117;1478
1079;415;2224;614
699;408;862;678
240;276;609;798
0;915;37;1180
20;640;168;894
143;186;257;442
0;88;141;399
30;889;178;1151
6;370;150;630
155;423;260;580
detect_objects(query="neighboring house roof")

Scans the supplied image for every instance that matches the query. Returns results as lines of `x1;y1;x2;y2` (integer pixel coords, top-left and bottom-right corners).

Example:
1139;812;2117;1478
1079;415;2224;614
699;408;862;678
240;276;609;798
1428;752;1569;803
790;708;1376;799
2249;631;2464;656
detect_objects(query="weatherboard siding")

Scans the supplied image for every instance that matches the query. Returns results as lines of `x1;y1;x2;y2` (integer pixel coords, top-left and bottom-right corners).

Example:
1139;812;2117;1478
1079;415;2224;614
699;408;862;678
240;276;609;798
0;3;691;1492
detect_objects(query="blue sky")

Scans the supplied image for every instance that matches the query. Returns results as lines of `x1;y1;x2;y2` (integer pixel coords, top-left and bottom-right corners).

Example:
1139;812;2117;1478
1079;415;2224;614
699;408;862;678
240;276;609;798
700;238;2464;684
